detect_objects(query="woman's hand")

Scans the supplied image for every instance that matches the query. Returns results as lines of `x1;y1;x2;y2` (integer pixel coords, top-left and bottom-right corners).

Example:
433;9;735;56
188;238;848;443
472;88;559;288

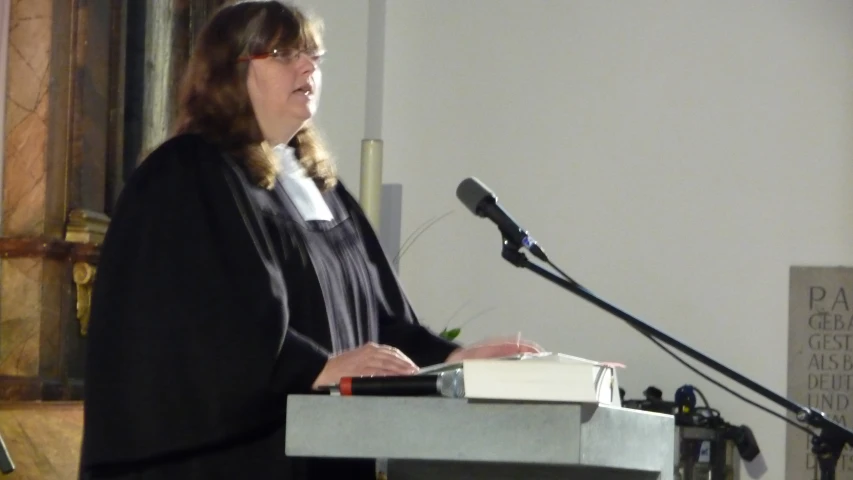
312;342;419;389
444;336;544;364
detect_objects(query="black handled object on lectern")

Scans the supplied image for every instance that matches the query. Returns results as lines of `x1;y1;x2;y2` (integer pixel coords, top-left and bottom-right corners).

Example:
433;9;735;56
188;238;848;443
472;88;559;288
338;375;443;396
455;176;853;480
334;371;464;398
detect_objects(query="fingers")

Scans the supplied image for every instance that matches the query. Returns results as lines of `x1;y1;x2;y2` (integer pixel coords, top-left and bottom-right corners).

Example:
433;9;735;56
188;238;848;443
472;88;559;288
519;340;544;353
470;336;541;349
366;352;419;374
468;341;532;354
375;344;419;366
365;343;418;369
449;343;509;360
471;337;545;353
363;365;415;376
343;343;418;376
447;339;546;362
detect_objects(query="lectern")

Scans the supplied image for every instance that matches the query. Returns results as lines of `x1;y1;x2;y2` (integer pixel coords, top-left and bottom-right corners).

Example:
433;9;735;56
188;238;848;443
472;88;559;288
286;395;675;480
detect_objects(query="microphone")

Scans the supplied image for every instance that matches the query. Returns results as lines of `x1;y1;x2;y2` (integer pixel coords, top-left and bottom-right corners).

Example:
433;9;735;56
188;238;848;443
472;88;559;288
455;177;548;262
332;371;465;398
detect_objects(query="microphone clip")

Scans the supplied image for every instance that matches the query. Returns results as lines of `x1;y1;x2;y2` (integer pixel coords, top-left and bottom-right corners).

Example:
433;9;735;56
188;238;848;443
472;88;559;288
500;237;528;268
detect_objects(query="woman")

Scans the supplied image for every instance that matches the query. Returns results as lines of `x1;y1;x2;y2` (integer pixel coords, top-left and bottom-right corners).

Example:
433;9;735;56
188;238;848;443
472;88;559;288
79;1;540;479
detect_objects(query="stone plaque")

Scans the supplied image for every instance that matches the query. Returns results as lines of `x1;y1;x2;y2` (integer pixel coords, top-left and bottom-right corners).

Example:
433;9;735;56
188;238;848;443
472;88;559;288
787;266;853;479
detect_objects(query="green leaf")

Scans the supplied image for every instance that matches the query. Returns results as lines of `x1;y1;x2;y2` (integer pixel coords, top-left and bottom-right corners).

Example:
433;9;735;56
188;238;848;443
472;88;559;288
440;328;461;341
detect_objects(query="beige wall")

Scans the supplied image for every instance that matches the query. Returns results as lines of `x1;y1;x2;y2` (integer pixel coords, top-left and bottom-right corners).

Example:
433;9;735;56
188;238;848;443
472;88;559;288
382;1;853;478
279;0;853;476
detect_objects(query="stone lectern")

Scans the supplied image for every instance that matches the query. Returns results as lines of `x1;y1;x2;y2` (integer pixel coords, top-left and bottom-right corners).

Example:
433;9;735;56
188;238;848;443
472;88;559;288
286;395;674;480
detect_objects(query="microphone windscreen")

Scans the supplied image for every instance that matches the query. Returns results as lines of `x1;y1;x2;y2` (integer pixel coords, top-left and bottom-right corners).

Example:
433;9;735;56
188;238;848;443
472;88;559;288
456;177;493;216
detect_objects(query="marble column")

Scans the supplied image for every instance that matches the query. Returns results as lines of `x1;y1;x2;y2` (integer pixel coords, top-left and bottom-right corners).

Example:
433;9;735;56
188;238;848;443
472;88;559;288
0;2;230;477
0;0;56;389
0;0;119;400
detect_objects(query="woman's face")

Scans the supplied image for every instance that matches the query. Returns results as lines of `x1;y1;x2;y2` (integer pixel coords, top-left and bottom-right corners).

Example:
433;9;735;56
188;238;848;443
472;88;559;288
246;47;323;140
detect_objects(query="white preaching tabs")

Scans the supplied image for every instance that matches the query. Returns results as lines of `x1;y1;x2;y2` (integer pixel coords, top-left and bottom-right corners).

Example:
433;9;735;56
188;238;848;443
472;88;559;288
273;144;334;222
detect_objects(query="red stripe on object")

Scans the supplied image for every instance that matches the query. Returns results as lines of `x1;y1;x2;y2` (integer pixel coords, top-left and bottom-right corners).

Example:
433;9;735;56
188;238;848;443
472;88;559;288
339;378;352;396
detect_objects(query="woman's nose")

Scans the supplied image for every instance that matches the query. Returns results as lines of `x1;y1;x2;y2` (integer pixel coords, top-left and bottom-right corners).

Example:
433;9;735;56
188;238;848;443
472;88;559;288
297;53;318;73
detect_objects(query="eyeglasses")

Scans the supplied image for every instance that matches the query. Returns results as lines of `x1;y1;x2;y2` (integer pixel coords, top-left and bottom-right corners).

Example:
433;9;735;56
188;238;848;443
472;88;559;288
237;48;325;65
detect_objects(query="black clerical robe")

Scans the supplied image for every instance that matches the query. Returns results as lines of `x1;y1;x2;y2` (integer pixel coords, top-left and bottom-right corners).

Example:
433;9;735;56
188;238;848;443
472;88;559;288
79;134;459;479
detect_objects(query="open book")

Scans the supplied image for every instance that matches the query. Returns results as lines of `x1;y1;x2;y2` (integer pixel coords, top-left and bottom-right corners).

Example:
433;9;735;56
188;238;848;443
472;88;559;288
420;352;623;406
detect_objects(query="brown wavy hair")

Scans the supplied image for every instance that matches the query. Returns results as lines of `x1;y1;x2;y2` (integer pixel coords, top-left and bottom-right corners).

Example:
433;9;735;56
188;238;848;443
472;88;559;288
174;0;336;190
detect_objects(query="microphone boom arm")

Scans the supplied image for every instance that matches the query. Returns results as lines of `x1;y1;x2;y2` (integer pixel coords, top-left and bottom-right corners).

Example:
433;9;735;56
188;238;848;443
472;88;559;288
498;236;852;480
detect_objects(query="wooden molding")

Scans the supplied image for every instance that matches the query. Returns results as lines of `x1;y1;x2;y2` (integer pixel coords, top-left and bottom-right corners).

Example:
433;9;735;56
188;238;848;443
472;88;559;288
0;237;100;264
0;237;69;260
70;243;101;264
0;376;84;402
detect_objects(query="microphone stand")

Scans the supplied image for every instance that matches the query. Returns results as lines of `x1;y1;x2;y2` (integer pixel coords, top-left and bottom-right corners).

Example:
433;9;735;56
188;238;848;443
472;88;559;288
0;433;12;475
499;237;852;480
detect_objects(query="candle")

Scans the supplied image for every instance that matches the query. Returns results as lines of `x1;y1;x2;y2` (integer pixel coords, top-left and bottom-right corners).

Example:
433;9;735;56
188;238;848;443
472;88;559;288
359;139;383;230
